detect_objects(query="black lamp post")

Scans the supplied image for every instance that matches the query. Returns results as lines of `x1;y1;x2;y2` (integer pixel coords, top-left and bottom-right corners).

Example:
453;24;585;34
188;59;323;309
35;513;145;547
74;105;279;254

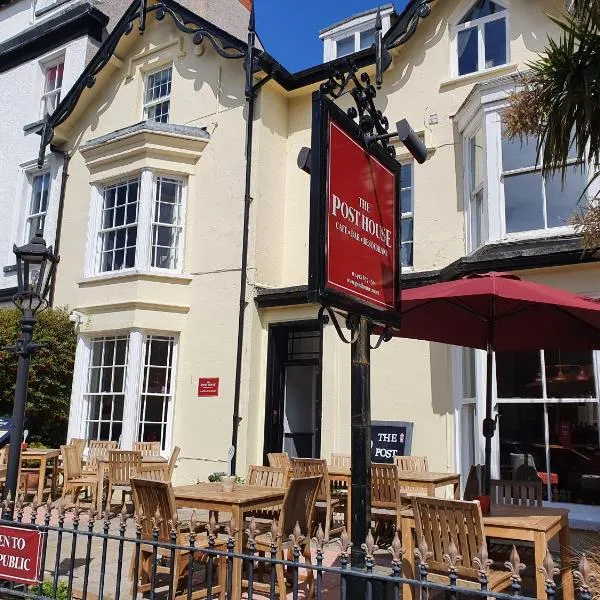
3;231;59;501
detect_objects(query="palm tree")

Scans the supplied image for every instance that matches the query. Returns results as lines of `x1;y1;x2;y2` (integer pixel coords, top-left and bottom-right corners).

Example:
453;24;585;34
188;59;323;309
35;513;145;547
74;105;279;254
504;0;600;246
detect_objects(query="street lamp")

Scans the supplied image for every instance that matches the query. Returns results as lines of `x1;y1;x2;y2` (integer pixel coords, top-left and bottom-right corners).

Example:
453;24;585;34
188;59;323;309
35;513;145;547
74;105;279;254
3;231;59;501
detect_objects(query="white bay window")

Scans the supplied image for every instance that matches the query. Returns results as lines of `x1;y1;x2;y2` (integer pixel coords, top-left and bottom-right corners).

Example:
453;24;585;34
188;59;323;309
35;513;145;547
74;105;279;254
72;331;177;452
459;83;589;251
87;170;185;277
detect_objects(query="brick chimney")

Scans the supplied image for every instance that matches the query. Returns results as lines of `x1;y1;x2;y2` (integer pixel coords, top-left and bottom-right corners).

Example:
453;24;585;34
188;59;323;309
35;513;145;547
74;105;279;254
239;0;252;10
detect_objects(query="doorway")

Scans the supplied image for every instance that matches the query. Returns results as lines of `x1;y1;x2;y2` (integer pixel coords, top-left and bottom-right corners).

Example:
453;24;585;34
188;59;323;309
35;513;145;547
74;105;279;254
263;321;322;463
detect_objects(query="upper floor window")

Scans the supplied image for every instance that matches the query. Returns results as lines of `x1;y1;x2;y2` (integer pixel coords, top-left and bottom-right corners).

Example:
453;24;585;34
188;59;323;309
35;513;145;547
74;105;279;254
501;126;586;235
91;170;185;276
144;66;172;123
26;172;50;241
335;28;376;58
41;59;64;116
454;0;507;76
467;128;485;250
400;162;414;268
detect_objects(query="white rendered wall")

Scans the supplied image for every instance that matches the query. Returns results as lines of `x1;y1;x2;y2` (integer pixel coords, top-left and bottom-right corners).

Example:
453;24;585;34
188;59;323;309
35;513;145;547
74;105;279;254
0;34;92;292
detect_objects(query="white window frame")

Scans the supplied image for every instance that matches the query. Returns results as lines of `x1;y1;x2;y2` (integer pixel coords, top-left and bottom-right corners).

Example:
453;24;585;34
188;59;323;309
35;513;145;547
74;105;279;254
143;65;173;123
40;55;65;118
86;169;186;278
24;170;51;242
69;330;178;455
463;123;487;252
459;88;592;249
451;0;509;78
400;161;414;270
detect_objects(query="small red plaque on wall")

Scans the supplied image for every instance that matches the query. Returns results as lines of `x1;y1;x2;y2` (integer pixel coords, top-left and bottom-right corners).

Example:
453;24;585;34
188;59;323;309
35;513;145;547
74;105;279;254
198;378;219;397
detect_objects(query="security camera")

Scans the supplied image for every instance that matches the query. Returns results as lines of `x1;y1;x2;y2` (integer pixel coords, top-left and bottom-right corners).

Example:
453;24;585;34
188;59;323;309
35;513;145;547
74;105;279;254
69;310;84;324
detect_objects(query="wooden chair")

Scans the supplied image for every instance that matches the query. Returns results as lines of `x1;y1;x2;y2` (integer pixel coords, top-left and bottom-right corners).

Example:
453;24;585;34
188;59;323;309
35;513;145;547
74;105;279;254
490;479;542;507
250;475;321;599
290;458;343;541
83;440;118;474
412;496;512;592
330;453;351;467
130;478;227;600
394;455;429;472
267;452;291;470
106;450;141;508
133;441;161;457
168;446;181;479
69;438;87;460
371;463;401;539
61;444;100;506
245;465;289;522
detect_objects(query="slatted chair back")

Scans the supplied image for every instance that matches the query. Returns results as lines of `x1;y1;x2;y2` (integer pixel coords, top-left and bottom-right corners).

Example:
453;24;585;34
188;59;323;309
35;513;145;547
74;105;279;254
371;462;398;510
490;479;542;507
108;450;141;486
267;452;291;470
290;458;330;503
168;446;180;479
131;478;176;542
247;465;288;488
394;455;429;472
278;476;321;541
330;453;351;467
133;442;161;457
69;438;87;460
86;440;118;469
61;444;83;480
412;496;486;580
0;447;8;466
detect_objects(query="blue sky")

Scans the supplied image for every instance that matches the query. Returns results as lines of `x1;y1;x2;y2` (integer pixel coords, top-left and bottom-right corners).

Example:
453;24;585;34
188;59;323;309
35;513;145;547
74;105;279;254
254;1;409;73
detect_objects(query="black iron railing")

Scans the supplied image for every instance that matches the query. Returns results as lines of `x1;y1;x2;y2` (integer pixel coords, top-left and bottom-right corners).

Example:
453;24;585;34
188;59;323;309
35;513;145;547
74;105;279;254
0;499;594;600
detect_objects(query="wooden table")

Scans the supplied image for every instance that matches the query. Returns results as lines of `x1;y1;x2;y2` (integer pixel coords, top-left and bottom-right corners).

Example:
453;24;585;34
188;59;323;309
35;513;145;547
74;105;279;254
20;448;60;501
400;504;574;599
174;482;286;600
396;470;460;499
96;455;167;512
327;466;460;536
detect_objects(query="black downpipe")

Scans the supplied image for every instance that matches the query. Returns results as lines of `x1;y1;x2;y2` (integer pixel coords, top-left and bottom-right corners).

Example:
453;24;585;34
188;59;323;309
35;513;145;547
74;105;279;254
230;5;256;475
48;148;70;307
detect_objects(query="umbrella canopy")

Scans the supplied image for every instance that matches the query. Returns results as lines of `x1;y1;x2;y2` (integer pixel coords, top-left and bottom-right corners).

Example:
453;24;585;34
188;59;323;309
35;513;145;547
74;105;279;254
399;272;600;351
395;271;600;497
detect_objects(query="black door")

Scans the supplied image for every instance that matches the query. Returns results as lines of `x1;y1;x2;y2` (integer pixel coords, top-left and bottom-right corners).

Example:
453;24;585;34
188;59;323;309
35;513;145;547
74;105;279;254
263;320;322;463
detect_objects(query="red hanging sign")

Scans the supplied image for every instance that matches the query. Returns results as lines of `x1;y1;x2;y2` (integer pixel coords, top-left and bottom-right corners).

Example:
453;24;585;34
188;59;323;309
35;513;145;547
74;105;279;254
308;94;401;325
0;525;44;585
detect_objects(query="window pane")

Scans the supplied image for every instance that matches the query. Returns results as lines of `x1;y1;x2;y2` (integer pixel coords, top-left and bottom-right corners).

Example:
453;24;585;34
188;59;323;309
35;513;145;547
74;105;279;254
470;189;484;249
504;172;544;233
359;29;375;50
401;243;413;268
400;163;412;190
461;0;505;22
470;129;484;190
336;36;354;58
401;217;413;244
462;347;476;399
484;17;506;68
138;336;174;450
496;350;543;398
458;27;478;75
545;164;587;228
544;349;595;399
501;130;538;172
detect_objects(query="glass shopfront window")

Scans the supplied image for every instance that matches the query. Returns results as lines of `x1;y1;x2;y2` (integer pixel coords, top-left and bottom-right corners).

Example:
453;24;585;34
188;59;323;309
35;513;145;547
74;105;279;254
496;349;600;504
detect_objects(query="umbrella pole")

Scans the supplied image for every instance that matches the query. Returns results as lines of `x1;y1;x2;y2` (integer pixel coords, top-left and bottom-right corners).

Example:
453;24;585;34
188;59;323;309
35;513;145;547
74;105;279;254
483;343;494;496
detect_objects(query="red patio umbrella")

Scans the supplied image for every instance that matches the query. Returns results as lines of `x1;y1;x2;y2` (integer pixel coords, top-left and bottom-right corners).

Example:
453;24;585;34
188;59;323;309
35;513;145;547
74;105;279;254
396;271;600;496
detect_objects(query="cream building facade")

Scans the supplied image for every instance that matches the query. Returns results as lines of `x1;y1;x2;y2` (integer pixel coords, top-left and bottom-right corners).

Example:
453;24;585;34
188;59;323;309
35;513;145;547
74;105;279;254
43;0;600;526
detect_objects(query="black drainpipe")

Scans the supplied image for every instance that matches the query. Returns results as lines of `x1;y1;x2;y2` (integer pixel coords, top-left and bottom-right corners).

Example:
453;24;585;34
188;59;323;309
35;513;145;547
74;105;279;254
230;5;257;475
48;147;70;307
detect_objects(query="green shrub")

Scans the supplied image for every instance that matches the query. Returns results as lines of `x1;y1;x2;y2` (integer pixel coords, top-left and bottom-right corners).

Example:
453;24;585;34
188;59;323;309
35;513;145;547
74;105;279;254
33;578;69;600
0;307;76;448
207;472;244;484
